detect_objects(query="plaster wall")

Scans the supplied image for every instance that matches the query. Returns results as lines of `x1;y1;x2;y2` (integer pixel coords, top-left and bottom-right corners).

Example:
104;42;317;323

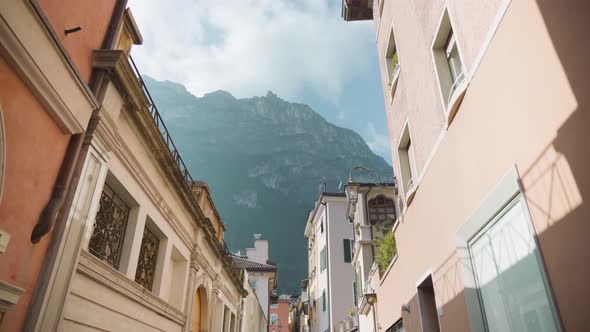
241;274;268;332
249;273;270;319
326;199;355;329
37;0;118;82
0;55;69;332
373;0;590;331
313;208;328;332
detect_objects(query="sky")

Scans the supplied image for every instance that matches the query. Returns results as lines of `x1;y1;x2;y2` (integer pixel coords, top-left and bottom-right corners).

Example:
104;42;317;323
129;0;392;162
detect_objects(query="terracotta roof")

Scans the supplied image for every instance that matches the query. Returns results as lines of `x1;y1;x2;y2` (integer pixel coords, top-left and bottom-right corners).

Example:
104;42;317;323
231;255;277;272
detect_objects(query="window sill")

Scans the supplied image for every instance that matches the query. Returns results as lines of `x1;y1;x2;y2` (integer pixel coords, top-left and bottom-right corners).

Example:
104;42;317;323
444;79;468;128
389;65;401;105
404;182;418;207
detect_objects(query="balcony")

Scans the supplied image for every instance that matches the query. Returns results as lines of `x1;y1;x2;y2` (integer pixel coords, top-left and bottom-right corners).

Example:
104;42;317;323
341;0;373;21
339;311;359;332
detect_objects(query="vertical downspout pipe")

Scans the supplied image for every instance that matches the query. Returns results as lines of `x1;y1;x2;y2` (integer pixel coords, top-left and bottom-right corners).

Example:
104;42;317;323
29;0;127;243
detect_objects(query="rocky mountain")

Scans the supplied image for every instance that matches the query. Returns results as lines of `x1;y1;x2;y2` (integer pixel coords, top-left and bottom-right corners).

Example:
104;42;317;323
144;77;392;293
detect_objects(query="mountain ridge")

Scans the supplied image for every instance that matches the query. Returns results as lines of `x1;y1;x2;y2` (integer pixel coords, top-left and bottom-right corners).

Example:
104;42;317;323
143;76;392;293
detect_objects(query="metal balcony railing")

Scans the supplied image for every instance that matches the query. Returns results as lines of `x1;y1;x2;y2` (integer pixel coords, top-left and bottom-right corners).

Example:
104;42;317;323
129;56;194;184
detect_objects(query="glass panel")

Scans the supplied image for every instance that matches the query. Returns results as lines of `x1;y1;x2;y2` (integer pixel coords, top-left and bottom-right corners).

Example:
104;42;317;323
447;43;464;85
134;226;160;290
469;199;560;332
88;184;130;269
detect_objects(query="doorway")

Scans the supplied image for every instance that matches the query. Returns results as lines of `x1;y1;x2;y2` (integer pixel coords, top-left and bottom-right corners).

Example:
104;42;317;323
417;275;440;332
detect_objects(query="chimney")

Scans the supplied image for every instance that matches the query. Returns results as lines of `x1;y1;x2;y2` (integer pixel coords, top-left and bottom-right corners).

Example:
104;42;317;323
246;234;269;264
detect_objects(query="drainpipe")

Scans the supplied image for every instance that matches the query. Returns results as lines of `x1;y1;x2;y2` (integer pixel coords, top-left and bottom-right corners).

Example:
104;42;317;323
25;1;127;330
29;0;128;243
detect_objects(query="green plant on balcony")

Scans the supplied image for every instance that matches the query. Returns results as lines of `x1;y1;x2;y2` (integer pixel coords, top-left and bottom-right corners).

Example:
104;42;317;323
374;231;396;272
391;52;399;70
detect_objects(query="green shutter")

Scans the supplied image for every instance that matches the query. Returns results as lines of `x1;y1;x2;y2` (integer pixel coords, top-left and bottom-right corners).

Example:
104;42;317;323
322;289;326;312
343;239;352;263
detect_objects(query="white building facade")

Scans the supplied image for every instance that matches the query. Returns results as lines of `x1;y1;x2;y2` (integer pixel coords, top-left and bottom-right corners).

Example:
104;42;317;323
342;183;399;332
305;192;355;332
232;235;277;322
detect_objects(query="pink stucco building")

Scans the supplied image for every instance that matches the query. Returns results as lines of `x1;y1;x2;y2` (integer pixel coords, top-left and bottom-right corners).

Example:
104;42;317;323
342;0;590;331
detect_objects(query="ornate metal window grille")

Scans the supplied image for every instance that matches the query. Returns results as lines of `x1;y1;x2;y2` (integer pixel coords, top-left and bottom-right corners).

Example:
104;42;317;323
134;226;160;290
368;195;396;227
88;184;130;269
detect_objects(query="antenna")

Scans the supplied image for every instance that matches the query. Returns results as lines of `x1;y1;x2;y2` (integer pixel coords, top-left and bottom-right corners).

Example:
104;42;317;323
318;178;326;196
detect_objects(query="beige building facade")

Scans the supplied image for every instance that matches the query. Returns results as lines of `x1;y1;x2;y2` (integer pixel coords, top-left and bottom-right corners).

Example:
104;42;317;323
23;7;252;332
343;0;589;331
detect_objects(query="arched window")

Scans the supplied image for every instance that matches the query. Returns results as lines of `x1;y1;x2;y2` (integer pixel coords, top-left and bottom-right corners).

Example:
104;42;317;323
367;195;396;226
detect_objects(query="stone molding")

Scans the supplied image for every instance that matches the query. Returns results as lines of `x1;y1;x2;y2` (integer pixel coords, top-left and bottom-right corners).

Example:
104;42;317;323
0;280;25;313
77;250;186;325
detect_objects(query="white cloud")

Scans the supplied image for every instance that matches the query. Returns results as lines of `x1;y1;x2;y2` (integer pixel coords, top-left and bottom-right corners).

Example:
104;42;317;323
128;0;375;103
365;122;391;158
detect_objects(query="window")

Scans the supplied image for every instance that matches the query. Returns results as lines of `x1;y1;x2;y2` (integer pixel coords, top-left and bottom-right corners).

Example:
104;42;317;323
355;268;362;306
320;218;324;233
432;8;467;123
134;226;160;290
343;239;353;263
386;319;405;332
250;280;257;290
169;246;188;309
322;289;326;312
368;196;396;226
385;26;400;88
88;184;130;269
320;246;327;272
468;197;560;331
455;169;561;332
352;281;357;306
270;313;278;325
397;122;418;204
445;30;464;90
271;303;278;309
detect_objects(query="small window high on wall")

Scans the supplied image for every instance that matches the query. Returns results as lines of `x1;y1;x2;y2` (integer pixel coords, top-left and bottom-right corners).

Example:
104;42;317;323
432;7;467;125
385;26;401;101
397;122;418;205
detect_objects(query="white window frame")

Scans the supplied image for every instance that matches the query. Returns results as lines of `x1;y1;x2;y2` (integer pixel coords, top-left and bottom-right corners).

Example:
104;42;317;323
396;120;418;207
431;6;469;127
384;23;401;103
270;313;278;325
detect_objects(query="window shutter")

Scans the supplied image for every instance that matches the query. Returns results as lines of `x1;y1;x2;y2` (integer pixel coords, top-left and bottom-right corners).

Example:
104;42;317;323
344;239;352;263
322;290;326;312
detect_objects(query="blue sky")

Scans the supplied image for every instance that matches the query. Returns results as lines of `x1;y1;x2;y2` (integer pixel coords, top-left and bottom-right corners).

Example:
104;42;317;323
129;0;391;163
